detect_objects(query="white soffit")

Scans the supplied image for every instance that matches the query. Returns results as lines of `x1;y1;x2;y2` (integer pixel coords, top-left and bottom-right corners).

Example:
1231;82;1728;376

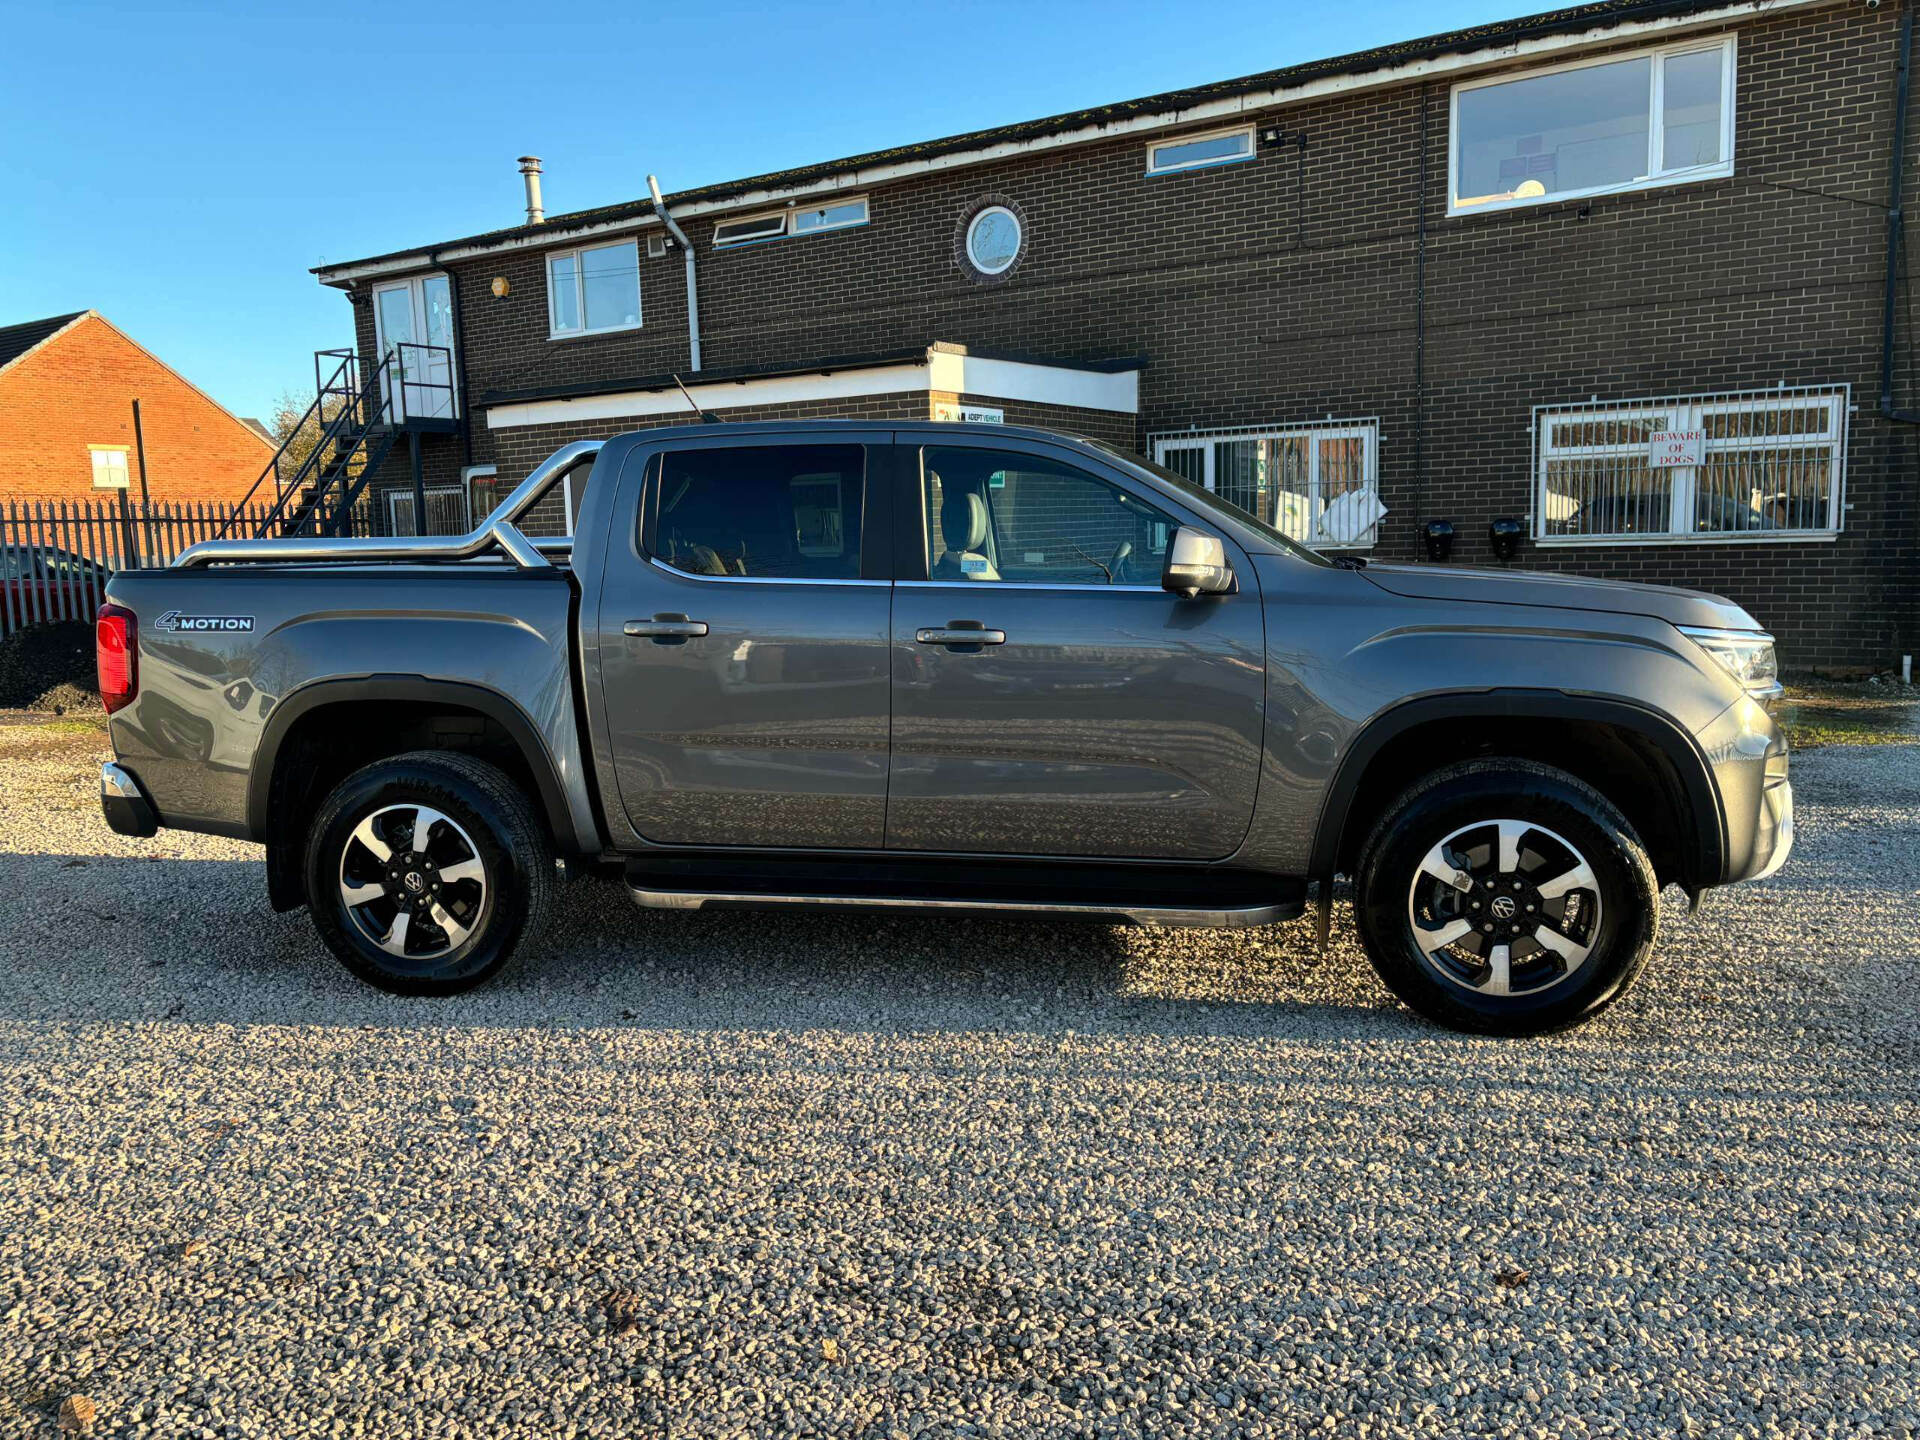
486;349;1138;429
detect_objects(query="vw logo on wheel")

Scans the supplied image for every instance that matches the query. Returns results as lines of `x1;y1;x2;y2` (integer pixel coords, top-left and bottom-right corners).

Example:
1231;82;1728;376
1489;894;1518;920
402;872;425;894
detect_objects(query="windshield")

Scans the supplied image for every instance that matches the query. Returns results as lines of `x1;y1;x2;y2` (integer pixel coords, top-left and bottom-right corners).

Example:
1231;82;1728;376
1087;440;1334;566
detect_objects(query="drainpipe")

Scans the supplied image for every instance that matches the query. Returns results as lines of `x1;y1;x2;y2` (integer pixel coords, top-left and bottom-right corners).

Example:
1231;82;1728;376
1881;4;1919;422
648;174;702;372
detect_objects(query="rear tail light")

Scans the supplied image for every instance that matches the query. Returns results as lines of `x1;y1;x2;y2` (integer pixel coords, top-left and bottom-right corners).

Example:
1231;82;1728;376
96;603;137;715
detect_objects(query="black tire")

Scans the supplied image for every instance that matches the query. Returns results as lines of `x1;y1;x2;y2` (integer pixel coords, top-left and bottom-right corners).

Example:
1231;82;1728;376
1353;759;1658;1036
304;750;555;996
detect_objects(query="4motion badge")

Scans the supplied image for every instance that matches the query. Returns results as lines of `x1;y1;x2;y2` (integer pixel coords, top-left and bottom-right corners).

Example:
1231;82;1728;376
154;610;255;634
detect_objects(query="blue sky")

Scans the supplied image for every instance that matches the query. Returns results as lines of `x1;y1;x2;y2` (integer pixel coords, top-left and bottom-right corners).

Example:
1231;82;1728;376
1;0;1512;426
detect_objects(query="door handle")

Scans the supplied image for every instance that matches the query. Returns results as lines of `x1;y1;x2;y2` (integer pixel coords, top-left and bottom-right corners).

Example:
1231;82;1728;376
916;624;1006;647
625;614;709;642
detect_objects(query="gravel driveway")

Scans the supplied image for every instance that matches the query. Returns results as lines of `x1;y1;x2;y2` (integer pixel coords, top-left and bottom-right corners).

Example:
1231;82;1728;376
1;719;1915;1439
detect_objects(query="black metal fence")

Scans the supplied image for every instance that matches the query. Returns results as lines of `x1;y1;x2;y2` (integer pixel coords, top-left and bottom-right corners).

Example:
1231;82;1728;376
0;498;345;639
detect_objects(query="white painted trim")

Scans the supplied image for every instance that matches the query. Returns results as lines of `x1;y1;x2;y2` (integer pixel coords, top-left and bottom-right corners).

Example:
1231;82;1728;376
487;362;935;428
926;352;1138;413
486;347;1140;429
315;0;1825;286
1447;34;1737;216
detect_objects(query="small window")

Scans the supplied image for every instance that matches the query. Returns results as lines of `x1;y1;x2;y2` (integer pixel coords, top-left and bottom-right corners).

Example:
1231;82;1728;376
1146;125;1255;176
653;444;865;580
712;212;789;247
964;206;1022;276
547;240;642;337
791;197;869;235
1451;38;1734;213
1535;387;1847;543
88;445;130;490
920;447;1174;586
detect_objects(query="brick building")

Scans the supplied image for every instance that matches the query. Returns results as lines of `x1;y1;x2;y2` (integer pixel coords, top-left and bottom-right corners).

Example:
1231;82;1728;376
309;0;1919;670
0;311;275;505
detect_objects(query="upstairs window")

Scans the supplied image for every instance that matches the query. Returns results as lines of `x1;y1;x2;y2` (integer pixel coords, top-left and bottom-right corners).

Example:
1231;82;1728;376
713;196;869;248
1450;37;1734;214
1146;125;1255;176
548;239;642;338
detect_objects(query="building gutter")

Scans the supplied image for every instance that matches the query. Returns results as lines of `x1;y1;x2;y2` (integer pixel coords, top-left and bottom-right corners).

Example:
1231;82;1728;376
1882;3;1920;424
312;0;1832;288
648;175;702;373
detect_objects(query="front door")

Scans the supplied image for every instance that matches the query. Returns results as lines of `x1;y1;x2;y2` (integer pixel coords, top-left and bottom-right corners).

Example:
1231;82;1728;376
888;438;1267;860
594;434;894;849
371;274;457;422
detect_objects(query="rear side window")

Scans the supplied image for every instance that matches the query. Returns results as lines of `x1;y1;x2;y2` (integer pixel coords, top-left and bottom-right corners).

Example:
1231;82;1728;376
651;444;865;580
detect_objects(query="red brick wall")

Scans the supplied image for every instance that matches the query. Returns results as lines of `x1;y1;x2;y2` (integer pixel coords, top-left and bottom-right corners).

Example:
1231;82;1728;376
0;315;275;505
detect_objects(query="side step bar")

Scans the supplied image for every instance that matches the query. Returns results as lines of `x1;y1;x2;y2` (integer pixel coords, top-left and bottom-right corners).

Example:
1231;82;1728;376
624;859;1304;929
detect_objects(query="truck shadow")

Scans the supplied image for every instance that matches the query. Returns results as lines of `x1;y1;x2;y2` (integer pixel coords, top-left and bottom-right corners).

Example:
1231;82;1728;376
0;851;1417;1039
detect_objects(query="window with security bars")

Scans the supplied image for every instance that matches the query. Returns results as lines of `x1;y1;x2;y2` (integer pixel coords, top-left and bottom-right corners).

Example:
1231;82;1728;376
1535;388;1847;542
1150;419;1382;549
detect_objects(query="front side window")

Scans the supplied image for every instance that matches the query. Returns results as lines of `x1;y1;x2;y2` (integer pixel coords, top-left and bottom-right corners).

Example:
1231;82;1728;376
548;240;641;337
652;444;865;580
1451;38;1734;213
1151;420;1383;549
1536;387;1847;542
920;447;1174;586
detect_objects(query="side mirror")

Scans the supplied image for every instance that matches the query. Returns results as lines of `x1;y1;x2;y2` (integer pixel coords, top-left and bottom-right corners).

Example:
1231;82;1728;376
1162;526;1235;598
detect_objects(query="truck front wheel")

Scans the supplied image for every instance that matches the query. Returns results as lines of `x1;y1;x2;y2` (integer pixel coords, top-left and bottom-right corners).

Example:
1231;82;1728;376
304;751;555;996
1353;759;1659;1036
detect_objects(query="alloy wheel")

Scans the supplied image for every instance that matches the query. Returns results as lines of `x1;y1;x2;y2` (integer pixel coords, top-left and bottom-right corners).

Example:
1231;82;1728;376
337;803;488;966
1404;818;1602;999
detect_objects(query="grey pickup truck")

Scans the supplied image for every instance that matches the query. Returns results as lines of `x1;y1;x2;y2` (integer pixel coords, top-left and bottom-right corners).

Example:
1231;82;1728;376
95;421;1792;1034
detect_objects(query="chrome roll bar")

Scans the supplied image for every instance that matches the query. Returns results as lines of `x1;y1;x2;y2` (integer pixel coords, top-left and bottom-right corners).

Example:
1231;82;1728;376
172;440;604;569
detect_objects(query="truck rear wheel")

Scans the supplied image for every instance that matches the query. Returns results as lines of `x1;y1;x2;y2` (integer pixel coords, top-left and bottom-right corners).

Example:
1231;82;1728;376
1353;759;1659;1036
305;751;555;996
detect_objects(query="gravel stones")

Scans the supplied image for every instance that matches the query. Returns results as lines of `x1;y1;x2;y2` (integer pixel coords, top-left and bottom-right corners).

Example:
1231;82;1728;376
0;721;1915;1437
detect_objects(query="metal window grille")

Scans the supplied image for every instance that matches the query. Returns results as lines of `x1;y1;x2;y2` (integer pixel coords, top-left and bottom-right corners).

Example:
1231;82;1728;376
1533;385;1848;543
386;484;472;538
1150;418;1383;549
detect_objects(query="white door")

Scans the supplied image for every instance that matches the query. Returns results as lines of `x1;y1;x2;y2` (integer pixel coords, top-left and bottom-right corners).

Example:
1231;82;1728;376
372;274;457;422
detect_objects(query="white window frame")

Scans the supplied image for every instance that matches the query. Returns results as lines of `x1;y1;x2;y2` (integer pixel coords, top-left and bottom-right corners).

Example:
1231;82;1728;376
546;239;643;340
1145;124;1256;177
1150;418;1382;551
713;196;870;248
965;205;1023;276
1448;35;1736;217
1532;385;1848;546
88;444;131;490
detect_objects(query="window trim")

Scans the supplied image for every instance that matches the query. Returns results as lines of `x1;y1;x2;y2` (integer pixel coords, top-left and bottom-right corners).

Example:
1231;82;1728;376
711;210;790;248
545;239;643;340
87;444;131;491
790;195;870;236
1531;385;1849;546
1145;124;1257;177
1447;35;1737;217
1149;418;1383;551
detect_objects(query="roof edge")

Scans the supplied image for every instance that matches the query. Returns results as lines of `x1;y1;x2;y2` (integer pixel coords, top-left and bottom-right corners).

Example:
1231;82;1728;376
0;311;92;380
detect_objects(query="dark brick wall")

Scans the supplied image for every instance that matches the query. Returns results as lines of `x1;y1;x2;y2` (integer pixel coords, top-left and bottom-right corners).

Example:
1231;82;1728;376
337;1;1918;669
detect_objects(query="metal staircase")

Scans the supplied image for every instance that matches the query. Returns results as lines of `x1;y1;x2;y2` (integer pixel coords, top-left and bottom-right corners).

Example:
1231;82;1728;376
218;345;456;541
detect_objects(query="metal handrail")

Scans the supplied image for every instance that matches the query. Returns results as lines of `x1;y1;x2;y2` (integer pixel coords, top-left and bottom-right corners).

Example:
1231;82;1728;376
174;440;603;570
213;349;360;538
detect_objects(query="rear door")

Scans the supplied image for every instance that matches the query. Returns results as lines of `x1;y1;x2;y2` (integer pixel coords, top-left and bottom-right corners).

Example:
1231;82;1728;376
887;436;1266;860
594;432;894;849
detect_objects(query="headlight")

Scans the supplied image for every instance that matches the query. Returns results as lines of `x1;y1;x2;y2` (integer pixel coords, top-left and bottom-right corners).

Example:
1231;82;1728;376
1680;626;1782;699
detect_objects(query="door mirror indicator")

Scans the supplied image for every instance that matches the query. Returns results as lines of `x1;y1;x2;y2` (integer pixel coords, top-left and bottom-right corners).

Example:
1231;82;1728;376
1161;527;1235;598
